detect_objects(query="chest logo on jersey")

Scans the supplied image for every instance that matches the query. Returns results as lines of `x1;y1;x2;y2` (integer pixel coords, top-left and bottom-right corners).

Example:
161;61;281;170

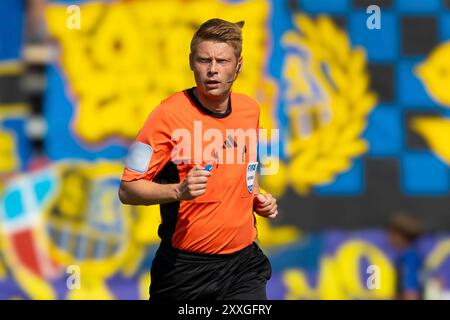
246;162;258;193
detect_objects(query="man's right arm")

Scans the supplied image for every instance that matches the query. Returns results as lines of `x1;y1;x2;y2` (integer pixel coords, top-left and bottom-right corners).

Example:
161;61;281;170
119;164;211;206
119;179;180;206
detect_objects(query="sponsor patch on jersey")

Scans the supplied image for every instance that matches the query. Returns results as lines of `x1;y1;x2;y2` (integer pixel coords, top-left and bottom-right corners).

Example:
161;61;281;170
125;141;153;173
246;162;258;193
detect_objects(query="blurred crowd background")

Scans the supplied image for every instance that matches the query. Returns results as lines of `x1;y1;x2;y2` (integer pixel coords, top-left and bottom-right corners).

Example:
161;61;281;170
1;0;450;300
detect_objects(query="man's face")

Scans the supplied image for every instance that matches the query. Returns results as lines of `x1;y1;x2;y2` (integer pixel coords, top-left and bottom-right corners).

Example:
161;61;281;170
190;40;242;98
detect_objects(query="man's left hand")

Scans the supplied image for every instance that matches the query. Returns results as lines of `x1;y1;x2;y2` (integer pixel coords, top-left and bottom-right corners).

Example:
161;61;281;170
253;193;278;219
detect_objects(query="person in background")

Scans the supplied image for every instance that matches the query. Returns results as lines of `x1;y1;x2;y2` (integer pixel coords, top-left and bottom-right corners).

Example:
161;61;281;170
387;212;423;300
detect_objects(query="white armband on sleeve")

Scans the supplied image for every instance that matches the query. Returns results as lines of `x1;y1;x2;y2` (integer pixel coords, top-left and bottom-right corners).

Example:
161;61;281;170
125;141;153;173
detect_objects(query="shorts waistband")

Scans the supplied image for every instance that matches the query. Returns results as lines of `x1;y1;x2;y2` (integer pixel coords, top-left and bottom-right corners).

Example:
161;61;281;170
159;242;256;261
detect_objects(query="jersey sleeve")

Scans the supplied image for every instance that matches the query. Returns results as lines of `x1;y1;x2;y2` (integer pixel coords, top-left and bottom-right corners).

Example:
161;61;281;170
121;104;174;182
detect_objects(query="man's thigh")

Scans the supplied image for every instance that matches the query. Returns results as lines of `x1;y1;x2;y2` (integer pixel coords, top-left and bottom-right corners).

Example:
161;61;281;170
220;243;272;300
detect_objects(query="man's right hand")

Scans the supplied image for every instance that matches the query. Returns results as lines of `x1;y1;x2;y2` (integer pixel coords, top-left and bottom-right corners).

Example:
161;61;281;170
176;164;212;200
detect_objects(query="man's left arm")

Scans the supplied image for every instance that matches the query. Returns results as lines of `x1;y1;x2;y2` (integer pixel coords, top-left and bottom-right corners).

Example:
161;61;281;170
252;100;277;219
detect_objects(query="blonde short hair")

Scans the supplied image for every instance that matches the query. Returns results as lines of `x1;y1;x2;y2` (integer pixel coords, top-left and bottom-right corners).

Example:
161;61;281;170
190;18;244;58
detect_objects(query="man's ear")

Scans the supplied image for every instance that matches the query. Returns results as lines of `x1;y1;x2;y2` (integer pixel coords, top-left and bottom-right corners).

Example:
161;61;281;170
237;56;243;74
189;53;194;71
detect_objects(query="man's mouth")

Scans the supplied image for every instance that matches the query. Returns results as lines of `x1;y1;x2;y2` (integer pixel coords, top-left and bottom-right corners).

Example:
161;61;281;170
205;80;221;88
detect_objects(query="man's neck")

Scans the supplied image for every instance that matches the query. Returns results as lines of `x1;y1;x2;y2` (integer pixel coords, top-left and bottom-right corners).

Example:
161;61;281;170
193;87;230;114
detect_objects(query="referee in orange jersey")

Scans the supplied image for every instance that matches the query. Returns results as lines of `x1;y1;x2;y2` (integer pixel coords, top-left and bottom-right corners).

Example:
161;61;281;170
119;18;278;300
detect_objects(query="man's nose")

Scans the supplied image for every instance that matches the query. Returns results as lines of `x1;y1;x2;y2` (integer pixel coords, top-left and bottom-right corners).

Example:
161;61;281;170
208;61;218;75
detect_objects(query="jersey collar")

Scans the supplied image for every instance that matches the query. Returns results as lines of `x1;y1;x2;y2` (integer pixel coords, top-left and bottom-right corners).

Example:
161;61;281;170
186;87;232;118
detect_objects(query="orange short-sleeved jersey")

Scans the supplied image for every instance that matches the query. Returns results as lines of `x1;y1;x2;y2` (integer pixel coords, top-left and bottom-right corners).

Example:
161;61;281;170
121;88;260;254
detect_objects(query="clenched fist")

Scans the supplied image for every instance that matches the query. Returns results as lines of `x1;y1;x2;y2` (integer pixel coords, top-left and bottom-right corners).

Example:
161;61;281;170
176;164;212;200
253;193;278;219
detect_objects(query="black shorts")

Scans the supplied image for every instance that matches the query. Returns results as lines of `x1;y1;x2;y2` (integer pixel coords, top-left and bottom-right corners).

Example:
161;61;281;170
149;242;272;301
